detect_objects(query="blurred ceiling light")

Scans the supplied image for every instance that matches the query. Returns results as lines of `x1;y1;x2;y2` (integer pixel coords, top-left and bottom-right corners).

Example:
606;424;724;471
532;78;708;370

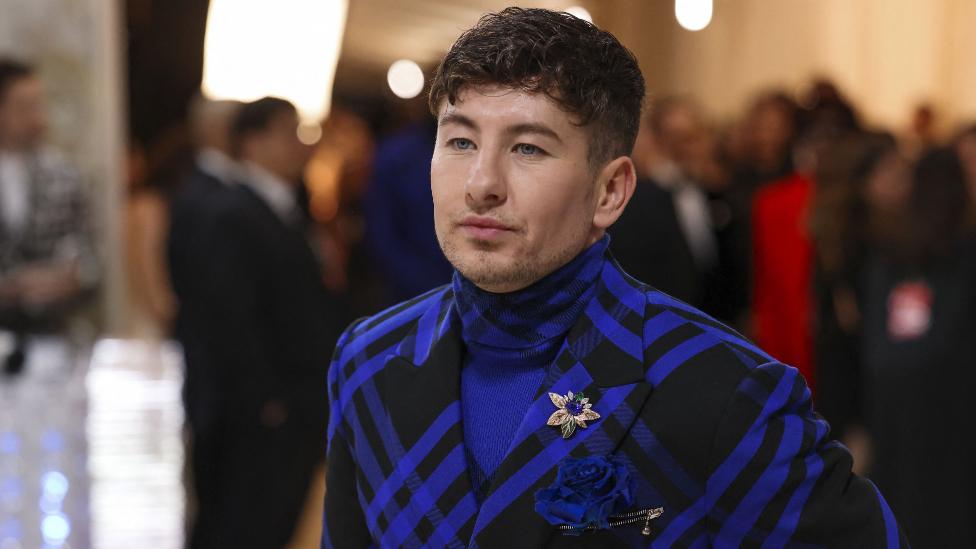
387;60;425;99
675;0;712;31
564;6;593;23
202;0;348;125
297;123;323;145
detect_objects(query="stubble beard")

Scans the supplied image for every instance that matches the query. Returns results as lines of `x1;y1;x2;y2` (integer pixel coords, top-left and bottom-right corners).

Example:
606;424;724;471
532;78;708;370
438;221;591;293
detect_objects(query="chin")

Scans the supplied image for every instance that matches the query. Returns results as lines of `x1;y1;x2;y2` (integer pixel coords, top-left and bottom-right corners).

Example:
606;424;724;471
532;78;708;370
445;245;509;285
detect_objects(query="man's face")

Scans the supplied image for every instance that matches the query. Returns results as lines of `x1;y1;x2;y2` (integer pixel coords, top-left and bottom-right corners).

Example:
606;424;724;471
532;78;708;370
0;76;48;150
431;85;603;293
244;109;311;182
659;106;701;169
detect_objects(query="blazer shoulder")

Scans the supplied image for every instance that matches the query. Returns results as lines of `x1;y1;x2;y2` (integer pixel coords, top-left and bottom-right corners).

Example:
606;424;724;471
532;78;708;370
332;284;453;369
638;284;782;425
643;285;773;369
636;286;793;482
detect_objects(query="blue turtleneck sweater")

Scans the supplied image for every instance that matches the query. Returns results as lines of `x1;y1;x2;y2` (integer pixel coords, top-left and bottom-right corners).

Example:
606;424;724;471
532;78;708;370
454;235;608;501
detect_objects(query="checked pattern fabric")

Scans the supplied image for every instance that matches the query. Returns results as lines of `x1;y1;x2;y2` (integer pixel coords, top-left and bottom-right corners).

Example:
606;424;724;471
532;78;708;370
0;148;97;283
323;251;906;548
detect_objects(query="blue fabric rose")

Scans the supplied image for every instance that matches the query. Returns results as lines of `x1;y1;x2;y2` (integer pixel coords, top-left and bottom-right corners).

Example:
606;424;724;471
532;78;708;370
534;455;635;534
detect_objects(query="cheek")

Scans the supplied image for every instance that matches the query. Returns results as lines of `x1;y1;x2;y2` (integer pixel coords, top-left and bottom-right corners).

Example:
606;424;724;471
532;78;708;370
520;175;591;237
430;158;458;226
430;157;466;204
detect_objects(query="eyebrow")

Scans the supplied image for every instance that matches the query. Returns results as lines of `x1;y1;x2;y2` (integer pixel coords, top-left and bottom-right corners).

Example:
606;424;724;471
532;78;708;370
507;122;563;144
439;112;477;130
439;112;563;144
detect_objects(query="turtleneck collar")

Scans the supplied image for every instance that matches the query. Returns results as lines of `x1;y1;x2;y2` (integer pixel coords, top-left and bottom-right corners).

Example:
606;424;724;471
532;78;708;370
453;235;609;350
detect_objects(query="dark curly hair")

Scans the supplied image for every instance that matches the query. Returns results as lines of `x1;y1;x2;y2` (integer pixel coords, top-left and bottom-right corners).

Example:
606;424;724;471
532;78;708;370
0;58;34;104
428;7;646;167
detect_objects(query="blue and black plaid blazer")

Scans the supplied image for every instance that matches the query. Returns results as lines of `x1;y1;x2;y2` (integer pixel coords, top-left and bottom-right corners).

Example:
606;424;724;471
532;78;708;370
323;254;906;548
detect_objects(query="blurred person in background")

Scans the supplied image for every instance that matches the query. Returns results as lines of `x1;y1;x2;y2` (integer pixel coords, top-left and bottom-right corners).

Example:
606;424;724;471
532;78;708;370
307;99;384;318
955;123;976;193
750;84;862;392
125;137;177;337
168;96;242;413
809;132;901;455
363;103;453;307
610;96;718;308
165;95;242;546
0;58;97;376
902;102;939;160
711;91;801;329
190;97;342;548
856;147;976;546
723;91;801;206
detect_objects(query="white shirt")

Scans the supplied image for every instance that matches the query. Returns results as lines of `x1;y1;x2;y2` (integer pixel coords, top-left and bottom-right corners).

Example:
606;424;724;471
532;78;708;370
0;151;30;233
196;148;242;185
650;161;717;269
241;161;300;225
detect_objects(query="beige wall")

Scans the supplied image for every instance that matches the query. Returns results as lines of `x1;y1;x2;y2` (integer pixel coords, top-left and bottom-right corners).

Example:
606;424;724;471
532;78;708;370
602;0;976;133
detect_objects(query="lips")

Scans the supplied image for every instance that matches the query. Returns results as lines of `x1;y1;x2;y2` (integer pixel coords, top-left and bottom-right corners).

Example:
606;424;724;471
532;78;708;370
458;215;514;240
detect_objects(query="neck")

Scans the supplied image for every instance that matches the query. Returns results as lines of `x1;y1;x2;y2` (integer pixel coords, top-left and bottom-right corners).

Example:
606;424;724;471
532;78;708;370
246;160;292;187
453;235;609;349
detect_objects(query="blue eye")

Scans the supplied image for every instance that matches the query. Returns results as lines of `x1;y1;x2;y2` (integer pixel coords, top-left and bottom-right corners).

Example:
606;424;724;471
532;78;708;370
515;143;543;156
449;138;474;150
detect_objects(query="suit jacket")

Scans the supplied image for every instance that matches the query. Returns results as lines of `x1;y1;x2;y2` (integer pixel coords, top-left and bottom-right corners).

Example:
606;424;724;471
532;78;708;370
167;165;230;431
609;178;704;308
323;255;906;548
203;183;341;428
184;182;343;547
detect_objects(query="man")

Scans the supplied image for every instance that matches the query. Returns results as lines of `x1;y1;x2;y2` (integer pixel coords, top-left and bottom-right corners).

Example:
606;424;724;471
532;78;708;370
168;95;241;433
324;8;905;548
166;96;242;547
193;97;341;548
611;97;717;310
0;59;97;374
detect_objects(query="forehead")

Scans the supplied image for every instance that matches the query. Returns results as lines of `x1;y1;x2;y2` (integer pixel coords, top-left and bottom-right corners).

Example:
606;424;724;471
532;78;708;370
438;85;579;131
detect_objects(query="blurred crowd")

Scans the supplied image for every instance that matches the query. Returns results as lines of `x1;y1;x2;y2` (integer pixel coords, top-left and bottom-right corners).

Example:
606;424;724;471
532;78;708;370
3;48;976;546
612;82;976;547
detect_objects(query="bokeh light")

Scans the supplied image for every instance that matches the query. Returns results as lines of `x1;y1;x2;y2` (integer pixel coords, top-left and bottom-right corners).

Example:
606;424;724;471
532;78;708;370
387;60;425;99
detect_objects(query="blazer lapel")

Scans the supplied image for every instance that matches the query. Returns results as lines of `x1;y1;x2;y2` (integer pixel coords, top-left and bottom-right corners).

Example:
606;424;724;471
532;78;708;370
471;259;655;548
379;294;479;547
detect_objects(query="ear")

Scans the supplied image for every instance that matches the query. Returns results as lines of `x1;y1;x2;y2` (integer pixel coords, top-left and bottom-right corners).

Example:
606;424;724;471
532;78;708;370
591;156;637;231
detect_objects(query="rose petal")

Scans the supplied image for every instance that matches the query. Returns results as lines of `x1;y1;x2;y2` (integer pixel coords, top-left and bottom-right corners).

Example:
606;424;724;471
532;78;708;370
547;409;571;426
549;392;567;408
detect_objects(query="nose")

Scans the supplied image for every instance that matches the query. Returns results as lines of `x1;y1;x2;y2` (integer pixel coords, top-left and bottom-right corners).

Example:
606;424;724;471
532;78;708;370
465;150;506;212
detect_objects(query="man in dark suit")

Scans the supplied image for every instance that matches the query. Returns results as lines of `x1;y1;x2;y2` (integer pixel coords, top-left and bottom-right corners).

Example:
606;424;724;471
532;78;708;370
168;96;241;438
187;97;340;548
166;96;243;548
611;97;718;311
323;8;905;548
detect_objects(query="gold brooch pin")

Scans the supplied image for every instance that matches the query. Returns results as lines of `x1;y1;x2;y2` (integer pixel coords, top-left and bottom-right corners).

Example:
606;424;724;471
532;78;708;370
547;390;601;439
